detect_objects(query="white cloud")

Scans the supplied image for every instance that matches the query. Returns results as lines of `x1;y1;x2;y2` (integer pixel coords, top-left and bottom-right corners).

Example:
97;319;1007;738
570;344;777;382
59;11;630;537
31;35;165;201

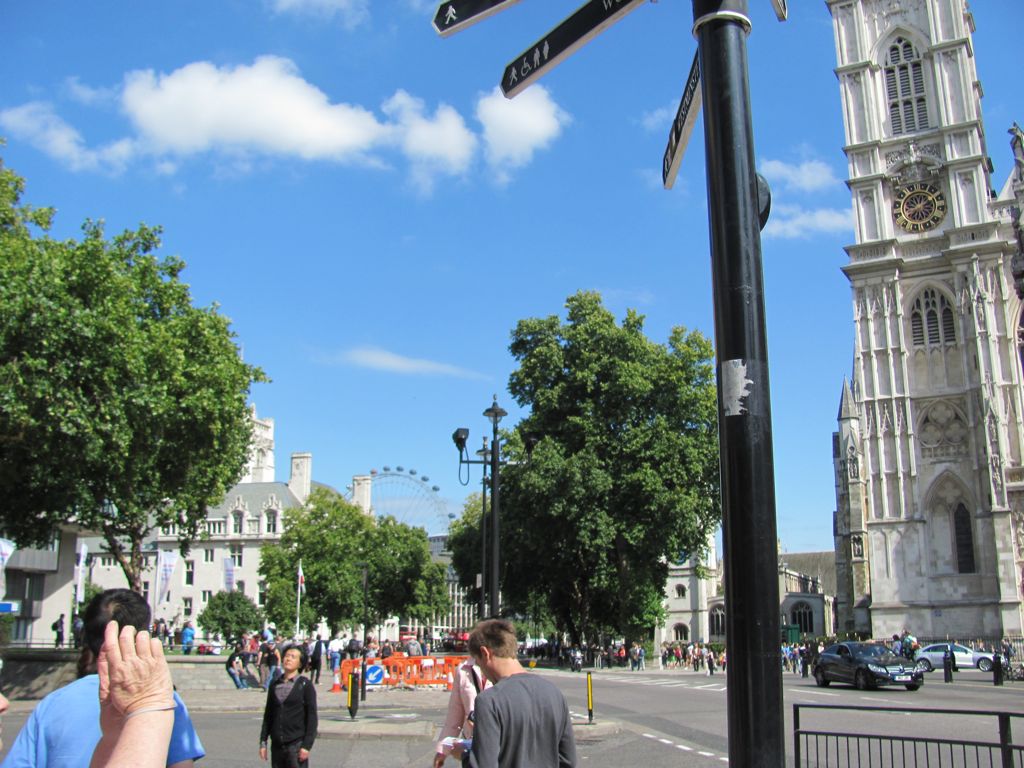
639;101;674;133
121;56;389;161
476;85;571;185
64;76;117;106
763;203;854;239
268;0;369;27
0;101;134;173
759;158;839;193
331;346;487;379
381;90;477;195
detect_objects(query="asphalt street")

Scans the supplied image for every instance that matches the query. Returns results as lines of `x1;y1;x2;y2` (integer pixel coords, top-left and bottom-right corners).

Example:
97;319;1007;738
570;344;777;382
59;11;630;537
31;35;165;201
2;664;1022;767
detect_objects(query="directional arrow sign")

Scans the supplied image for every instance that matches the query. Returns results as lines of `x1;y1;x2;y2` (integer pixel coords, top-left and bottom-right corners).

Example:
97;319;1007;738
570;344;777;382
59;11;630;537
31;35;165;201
0;601;21;614
662;51;701;190
501;0;646;98
433;0;524;37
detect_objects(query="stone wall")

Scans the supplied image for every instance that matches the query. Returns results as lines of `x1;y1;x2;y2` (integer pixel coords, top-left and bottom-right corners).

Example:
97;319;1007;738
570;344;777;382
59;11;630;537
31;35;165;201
0;648;236;700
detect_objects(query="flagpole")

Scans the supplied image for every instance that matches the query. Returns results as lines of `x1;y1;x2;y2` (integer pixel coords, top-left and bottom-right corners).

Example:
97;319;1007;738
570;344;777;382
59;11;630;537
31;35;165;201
295;560;302;640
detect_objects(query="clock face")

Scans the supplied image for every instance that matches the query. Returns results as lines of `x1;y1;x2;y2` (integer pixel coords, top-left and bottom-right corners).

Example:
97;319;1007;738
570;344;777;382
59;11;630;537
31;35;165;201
893;181;947;232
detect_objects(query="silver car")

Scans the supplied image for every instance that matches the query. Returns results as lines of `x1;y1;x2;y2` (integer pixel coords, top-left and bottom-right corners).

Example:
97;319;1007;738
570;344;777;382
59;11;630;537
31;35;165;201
914;643;994;672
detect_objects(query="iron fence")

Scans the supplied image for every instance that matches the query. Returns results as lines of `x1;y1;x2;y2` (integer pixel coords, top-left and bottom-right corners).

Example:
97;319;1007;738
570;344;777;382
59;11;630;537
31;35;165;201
793;704;1024;768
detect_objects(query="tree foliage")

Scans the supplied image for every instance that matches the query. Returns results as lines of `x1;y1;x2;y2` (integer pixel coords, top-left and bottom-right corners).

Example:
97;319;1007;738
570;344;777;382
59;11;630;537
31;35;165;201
259;488;450;634
460;291;720;644
0;156;265;591
197;589;264;641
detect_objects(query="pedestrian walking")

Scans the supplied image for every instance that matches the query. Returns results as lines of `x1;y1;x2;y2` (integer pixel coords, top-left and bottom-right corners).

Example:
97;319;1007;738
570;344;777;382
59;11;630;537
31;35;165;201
181;621;195;655
463;618;577;768
433;656;491;767
260;644;317;767
52;613;65;648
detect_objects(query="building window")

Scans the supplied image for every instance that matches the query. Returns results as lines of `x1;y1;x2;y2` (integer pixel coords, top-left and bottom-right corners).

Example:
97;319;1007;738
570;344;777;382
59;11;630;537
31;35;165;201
160;523;177;536
183;597;192;617
710;605;726;638
247;519;259;534
673;623;689;642
954;503;976;573
884;37;929;136
910;289;956;348
791;601;814;634
142;581;149;603
206;520;225;536
202;590;212;603
100;555;116;568
258;581;267;606
204;548;215;563
675;584;687;599
230;544;243;567
236;580;246;596
185;560;194;586
266;511;278;534
233;511;244;535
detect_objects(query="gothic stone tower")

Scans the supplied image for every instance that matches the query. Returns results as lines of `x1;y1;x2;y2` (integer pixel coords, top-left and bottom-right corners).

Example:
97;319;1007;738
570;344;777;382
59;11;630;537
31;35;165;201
828;0;1024;639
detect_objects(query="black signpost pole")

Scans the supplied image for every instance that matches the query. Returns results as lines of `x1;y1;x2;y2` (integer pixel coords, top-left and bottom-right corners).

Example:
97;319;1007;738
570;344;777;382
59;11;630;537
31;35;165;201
691;1;784;766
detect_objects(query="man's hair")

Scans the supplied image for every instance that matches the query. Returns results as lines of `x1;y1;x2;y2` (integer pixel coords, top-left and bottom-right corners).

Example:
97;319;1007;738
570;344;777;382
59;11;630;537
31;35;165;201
78;588;151;677
468;619;518;659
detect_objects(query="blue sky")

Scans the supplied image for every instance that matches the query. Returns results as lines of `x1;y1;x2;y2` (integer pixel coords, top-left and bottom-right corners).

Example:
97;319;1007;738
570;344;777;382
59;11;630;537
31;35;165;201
2;1;1019;551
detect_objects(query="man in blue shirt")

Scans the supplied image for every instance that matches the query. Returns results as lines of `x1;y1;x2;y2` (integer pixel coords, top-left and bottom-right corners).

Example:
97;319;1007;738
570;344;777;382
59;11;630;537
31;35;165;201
2;589;205;768
181;621;196;655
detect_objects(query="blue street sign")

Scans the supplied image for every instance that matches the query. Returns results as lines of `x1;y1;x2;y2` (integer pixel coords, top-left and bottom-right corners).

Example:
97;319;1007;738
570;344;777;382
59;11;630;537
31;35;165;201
365;664;385;685
0;601;21;614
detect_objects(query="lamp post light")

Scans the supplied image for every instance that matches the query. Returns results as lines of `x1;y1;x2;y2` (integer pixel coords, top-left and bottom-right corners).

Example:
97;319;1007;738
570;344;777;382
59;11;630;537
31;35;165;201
452;395;508;619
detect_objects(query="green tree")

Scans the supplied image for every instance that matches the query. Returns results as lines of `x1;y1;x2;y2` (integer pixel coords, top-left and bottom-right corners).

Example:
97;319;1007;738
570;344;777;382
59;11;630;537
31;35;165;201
197;590;264;641
0;157;265;591
259;488;450;634
480;291;720;644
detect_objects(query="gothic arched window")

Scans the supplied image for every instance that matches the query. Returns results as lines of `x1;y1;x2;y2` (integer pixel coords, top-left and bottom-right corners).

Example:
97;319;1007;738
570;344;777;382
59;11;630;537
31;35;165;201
791;602;814;635
885;37;929;136
675;584;687;599
709;606;726;638
673;623;689;642
910;289;957;348
954;503;975;574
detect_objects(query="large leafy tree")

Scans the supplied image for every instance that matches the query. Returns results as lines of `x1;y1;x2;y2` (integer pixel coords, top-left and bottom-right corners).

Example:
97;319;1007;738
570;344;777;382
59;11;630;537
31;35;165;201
197;590;264;641
0;157;264;591
482;291;720;644
259;488;450;634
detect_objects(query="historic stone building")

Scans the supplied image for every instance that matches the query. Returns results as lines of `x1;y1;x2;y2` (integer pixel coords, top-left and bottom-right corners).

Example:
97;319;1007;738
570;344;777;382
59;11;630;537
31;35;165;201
829;0;1024;639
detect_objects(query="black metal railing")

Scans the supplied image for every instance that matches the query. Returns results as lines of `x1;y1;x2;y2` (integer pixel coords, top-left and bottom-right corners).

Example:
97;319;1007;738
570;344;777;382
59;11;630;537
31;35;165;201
793;705;1024;767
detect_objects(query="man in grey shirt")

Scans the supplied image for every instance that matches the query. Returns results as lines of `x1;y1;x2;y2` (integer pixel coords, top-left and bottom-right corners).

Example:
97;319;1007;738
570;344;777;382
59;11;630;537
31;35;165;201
466;619;577;768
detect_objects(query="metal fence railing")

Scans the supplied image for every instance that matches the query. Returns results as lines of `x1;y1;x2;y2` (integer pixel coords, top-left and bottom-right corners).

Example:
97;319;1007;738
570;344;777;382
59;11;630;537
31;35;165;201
793;705;1024;768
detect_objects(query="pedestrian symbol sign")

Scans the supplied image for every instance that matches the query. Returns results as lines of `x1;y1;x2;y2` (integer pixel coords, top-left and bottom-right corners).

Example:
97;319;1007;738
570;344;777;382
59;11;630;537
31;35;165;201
433;0;524;38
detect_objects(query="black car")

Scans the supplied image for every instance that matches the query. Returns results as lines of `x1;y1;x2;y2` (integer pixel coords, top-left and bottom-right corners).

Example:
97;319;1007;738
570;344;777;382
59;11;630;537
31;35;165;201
813;642;924;691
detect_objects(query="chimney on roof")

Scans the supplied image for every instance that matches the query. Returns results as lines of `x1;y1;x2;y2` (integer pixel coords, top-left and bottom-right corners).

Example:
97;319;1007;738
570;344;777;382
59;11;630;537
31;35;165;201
289;452;312;504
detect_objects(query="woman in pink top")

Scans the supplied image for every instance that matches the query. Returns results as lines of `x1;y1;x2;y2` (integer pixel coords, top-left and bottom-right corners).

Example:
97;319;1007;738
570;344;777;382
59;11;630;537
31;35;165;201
433;657;491;767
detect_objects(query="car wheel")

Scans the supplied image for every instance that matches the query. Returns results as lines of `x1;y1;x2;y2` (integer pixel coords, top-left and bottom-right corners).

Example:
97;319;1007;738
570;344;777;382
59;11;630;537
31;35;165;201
855;670;869;690
814;668;830;687
916;658;933;672
979;658;993;672
905;683;921;691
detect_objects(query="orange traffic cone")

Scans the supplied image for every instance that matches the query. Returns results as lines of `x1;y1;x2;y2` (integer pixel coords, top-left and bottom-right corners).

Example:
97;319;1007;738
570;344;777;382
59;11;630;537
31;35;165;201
330;668;342;693
446;671;454;691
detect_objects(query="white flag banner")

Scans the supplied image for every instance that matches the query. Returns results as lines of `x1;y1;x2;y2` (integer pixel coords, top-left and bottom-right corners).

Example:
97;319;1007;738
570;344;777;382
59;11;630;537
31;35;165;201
75;541;89;606
157;550;178;603
0;538;16;598
224;557;236;593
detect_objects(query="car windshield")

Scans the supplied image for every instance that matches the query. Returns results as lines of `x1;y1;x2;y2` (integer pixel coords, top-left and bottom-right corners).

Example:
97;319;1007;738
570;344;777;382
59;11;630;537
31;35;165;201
850;643;899;662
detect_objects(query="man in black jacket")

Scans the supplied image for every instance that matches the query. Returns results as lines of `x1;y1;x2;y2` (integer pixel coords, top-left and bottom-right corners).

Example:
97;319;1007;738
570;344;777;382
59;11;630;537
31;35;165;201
259;644;318;767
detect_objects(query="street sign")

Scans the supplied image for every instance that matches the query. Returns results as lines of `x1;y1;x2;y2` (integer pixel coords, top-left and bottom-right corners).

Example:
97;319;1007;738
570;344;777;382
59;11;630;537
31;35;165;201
770;0;788;22
662;51;701;190
433;0;524;37
501;0;646;98
0;601;21;614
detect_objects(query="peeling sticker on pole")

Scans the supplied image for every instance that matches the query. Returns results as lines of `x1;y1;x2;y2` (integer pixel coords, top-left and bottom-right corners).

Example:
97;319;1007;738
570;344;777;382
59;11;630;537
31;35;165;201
721;359;753;417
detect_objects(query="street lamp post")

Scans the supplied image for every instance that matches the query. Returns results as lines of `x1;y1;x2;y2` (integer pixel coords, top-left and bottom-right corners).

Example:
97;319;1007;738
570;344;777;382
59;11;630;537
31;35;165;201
452;395;507;619
483;397;506;619
477;438;490;621
357;562;368;702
